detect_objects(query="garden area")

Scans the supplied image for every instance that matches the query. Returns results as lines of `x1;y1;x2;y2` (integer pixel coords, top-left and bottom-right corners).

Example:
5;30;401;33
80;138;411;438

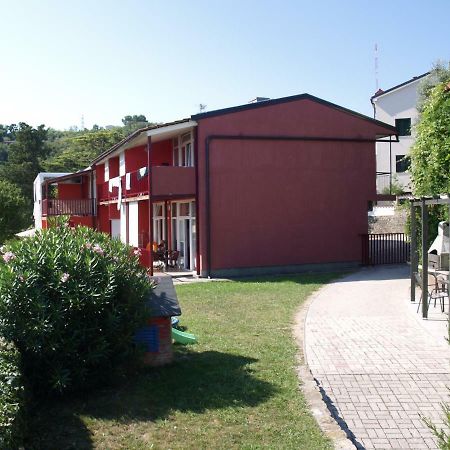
27;275;336;449
0;225;337;449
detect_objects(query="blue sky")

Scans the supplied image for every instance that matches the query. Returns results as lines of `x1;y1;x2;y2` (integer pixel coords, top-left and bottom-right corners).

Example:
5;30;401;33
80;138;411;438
0;0;448;130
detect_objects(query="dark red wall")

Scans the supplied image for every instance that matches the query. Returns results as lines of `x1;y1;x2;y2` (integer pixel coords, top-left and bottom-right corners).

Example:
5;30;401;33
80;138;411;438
138;201;149;247
196;98;393;274
58;183;82;200
96;163;105;182
98;205;110;233
125;145;147;172
109;157;119;178
151;140;172;166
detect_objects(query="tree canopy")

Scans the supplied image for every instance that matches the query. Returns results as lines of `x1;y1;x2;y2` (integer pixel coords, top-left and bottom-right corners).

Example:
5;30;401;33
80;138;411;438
0;179;27;243
410;64;450;196
0;123;49;202
0;115;153;236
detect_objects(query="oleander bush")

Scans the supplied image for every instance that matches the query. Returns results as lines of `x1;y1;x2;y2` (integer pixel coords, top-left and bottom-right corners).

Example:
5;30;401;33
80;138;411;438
0;339;25;449
0;223;153;396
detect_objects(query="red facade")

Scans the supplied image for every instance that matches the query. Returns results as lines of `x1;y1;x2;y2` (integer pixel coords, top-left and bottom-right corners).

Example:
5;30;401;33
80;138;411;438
38;94;396;277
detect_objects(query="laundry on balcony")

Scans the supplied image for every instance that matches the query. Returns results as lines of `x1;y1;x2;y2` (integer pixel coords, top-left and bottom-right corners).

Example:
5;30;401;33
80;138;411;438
137;166;148;180
125;172;131;190
108;176;121;193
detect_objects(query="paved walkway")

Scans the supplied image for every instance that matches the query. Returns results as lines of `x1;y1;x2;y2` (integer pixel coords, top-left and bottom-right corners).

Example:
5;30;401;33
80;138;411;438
304;265;450;450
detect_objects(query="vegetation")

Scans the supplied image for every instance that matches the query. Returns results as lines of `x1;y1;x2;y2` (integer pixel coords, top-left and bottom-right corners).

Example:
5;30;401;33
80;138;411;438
0;340;25;449
423;401;450;450
381;174;406;195
408;62;450;245
411;62;450;197
0;180;27;243
0;224;153;396
0;114;155;241
25;274;335;449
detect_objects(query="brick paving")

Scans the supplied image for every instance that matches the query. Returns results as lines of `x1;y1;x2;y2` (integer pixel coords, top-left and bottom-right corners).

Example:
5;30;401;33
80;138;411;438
304;265;450;450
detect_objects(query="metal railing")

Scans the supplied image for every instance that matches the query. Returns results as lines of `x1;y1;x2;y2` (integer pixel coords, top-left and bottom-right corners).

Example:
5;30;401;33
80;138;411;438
98;168;149;201
42;199;96;216
361;233;410;265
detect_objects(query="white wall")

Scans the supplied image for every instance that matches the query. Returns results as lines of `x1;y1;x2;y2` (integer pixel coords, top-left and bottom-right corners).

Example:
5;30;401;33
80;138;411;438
373;77;426;192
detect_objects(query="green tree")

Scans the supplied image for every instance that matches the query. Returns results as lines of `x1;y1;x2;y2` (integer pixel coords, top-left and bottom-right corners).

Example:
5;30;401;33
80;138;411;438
0;180;27;243
409;63;450;247
417;61;450;112
0;123;49;202
121;114;152;134
43;127;125;173
410;77;450;196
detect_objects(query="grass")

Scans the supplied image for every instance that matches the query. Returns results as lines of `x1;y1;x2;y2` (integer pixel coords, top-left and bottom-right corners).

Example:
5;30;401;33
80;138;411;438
27;273;337;449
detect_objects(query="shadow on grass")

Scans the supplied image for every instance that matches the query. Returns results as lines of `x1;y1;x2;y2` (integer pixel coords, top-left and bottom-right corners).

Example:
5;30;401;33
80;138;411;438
27;350;277;449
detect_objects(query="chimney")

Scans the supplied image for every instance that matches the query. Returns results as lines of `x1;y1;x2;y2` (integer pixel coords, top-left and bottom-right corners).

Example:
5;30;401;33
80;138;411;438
248;97;270;104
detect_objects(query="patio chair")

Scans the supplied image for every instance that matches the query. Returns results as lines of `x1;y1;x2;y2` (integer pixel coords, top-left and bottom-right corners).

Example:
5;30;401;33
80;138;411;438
414;272;448;314
167;250;179;269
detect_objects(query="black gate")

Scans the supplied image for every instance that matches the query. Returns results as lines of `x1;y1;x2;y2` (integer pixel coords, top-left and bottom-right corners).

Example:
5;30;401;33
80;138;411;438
361;233;410;265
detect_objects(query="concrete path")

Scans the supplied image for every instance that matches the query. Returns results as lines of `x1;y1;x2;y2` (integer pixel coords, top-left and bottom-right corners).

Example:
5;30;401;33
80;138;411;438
304;265;450;450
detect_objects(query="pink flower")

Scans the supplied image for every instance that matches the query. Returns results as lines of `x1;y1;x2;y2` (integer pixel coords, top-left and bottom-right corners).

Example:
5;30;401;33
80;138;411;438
84;243;93;250
2;252;16;263
133;248;141;256
92;244;104;255
61;273;70;283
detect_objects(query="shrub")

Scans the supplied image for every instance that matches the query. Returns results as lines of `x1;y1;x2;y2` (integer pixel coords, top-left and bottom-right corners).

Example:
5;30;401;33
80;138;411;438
0;339;25;449
0;225;153;396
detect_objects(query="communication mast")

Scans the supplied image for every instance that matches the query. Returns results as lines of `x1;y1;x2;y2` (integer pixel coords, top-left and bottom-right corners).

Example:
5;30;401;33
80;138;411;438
374;43;379;92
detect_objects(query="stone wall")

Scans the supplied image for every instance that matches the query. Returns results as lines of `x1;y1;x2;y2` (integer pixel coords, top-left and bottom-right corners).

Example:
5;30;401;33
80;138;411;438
368;208;408;234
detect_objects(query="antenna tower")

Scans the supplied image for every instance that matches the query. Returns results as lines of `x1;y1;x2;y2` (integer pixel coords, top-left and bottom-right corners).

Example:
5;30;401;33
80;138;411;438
374;43;379;91
81;115;85;130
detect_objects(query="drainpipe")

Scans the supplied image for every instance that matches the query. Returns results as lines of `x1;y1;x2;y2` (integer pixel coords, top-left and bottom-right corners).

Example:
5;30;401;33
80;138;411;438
148;138;153;275
389;136;392;195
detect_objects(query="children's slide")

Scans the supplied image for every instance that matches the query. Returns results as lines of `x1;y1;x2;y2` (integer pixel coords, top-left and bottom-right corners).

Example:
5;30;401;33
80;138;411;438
171;327;197;344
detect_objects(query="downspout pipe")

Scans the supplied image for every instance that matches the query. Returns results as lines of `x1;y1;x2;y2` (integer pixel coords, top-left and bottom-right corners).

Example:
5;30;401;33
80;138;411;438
147;136;153;275
204;134;393;278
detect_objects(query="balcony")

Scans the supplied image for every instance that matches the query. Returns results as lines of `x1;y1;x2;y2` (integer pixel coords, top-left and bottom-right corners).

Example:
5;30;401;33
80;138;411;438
98;166;196;201
43;199;96;216
151;166;195;197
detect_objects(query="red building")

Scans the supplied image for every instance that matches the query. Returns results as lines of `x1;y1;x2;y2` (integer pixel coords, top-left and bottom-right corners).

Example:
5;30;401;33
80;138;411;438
34;94;397;277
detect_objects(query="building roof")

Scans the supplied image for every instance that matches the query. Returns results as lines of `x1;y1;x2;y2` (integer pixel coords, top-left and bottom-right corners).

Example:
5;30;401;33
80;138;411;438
92;93;397;167
371;72;430;100
91;118;191;165
192;93;397;132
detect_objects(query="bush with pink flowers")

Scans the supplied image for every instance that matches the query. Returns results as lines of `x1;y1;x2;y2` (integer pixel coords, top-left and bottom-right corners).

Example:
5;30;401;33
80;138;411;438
0;225;153;396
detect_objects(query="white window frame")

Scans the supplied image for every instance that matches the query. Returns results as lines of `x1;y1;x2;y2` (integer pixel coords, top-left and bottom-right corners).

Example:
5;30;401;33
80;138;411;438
172;132;194;167
119;152;126;176
153;203;166;244
104;159;110;182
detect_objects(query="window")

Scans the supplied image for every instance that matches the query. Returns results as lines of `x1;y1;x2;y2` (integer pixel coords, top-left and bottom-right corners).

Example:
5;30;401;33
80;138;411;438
173;132;194;167
395;118;411;136
395;155;410;173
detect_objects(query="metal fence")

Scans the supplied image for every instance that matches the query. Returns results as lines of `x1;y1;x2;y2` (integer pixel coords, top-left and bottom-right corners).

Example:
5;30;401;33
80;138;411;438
361;233;410;265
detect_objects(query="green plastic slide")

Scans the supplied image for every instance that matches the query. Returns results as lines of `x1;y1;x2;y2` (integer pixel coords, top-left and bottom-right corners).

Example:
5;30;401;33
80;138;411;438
172;327;197;345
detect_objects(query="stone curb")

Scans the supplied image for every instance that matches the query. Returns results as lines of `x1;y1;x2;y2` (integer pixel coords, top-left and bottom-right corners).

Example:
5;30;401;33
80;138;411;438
293;283;356;450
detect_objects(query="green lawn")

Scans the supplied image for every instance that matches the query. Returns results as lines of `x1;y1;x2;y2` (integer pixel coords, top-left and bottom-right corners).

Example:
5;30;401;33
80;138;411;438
27;274;336;449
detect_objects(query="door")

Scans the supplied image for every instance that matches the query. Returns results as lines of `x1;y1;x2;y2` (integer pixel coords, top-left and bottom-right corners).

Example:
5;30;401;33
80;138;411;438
111;219;120;239
120;204;127;244
128;202;139;247
170;201;196;271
